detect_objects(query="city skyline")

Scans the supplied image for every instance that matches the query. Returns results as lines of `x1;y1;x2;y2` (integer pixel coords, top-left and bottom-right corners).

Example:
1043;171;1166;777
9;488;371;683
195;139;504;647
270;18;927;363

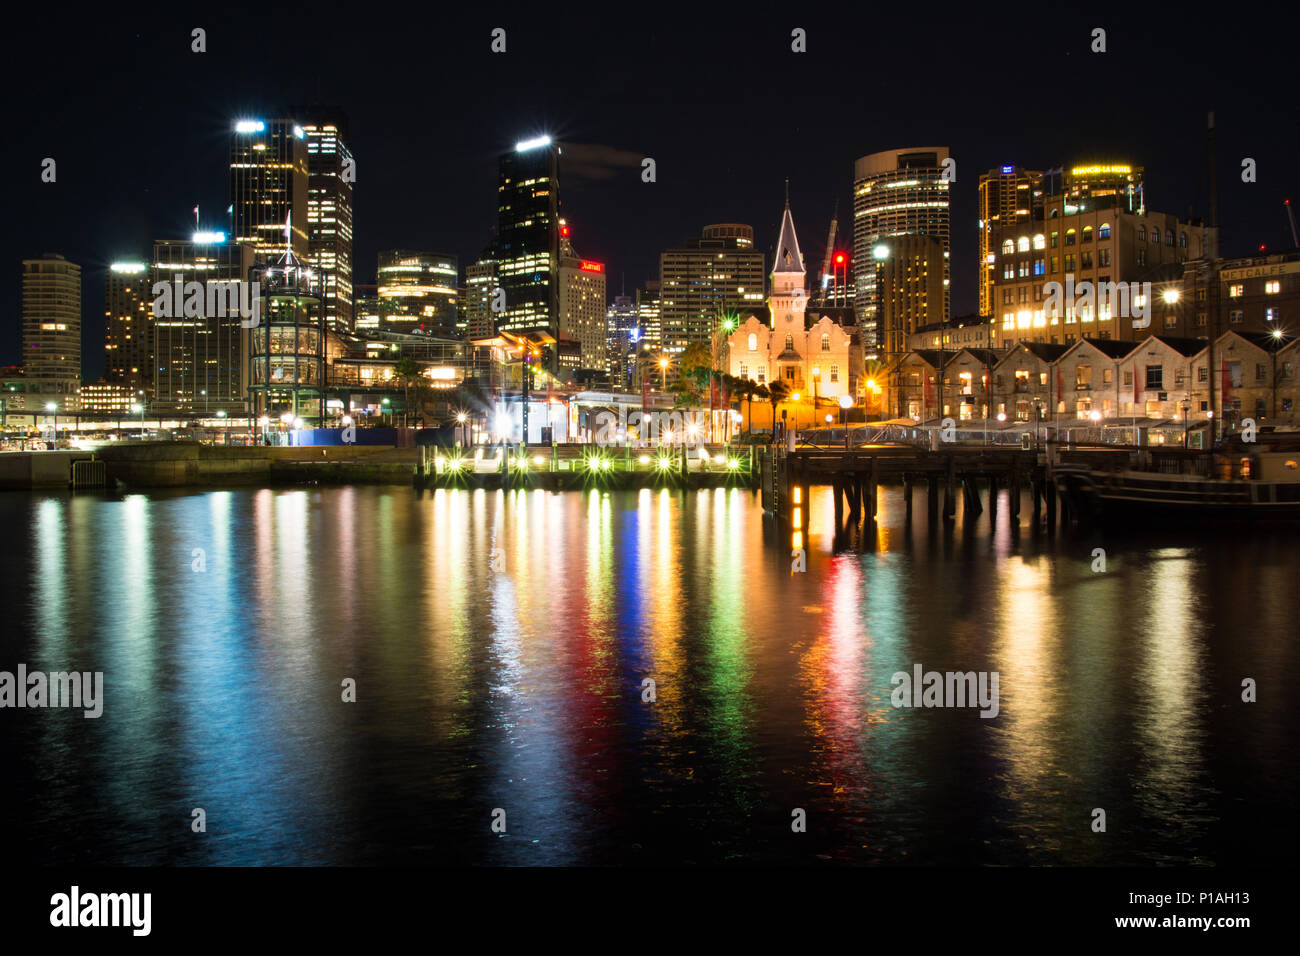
6;8;1298;380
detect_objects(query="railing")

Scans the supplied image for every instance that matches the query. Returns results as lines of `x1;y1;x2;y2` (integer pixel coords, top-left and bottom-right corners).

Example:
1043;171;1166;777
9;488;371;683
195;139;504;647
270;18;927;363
70;458;107;489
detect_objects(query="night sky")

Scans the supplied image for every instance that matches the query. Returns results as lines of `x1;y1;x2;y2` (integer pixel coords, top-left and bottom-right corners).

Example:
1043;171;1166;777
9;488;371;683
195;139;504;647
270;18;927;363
6;4;1297;380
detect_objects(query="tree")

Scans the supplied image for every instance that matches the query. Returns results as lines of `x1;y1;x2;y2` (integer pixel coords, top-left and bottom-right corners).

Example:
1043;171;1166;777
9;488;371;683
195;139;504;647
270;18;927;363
392;356;421;426
766;380;790;436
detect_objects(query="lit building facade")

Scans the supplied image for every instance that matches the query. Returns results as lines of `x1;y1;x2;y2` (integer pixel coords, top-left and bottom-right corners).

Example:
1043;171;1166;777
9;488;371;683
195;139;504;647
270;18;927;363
853;147;952;353
659;224;765;354
463;258;498;341
990;194;1216;348
724;201;858;400
229;118;309;258
22;253;82;407
293;108;355;334
558;257;606;372
150;237;256;416
496;137;560;353
105;262;152;399
606;295;640;391
249;251;326;424
978;165;1042;317
875;234;946;367
377;250;458;337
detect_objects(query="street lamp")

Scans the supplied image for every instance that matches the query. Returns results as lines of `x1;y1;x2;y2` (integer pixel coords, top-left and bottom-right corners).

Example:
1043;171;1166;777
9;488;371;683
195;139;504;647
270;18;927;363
811;366;820;413
1180;399;1191;449
791;392;801;434
839;393;854;449
659;356;669;391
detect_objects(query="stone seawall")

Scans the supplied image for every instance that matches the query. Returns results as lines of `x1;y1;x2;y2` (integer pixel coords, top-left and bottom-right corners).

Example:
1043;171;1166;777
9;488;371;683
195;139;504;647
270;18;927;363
94;443;419;488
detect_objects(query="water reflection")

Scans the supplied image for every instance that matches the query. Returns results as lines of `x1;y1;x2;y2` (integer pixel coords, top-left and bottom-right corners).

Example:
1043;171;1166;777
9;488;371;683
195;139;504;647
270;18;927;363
0;484;1293;865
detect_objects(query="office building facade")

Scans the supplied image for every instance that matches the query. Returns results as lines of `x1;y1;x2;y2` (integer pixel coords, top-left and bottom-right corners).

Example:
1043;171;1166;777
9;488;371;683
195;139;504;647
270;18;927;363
853;147;952;354
21;253;82;406
377;250;458;337
105;262;152;399
659;224;765;354
229;118;309;258
293;108;355;335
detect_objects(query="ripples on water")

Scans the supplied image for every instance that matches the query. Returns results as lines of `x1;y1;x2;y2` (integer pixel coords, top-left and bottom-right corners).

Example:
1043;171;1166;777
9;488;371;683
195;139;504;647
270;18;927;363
0;485;1294;865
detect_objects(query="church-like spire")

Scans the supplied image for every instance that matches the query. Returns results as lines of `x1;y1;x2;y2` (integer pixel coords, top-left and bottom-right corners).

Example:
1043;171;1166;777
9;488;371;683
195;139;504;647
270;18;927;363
772;188;804;275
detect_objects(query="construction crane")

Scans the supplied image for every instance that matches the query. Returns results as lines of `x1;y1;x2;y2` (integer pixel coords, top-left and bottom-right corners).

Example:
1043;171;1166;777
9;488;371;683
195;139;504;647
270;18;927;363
816;201;839;306
1286;199;1299;247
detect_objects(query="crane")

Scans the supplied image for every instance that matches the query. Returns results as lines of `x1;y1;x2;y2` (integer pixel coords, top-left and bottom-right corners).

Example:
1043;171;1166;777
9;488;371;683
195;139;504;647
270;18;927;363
817;201;839;306
1286;199;1299;248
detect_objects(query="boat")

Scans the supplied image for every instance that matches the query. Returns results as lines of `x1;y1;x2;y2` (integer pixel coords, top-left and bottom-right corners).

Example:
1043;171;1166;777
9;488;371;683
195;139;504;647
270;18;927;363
1054;434;1300;523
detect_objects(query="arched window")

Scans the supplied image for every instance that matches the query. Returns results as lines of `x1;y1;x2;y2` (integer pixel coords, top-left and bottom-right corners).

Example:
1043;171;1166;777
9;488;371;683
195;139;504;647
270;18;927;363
1017;237;1030;253
1137;226;1146;242
1032;234;1046;250
784;333;794;351
820;333;830;351
747;333;757;351
1082;226;1093;243
1180;232;1187;247
1099;223;1111;240
1050;208;1060;218
1065;229;1076;245
1001;239;1014;255
1151;229;1159;243
1166;230;1175;246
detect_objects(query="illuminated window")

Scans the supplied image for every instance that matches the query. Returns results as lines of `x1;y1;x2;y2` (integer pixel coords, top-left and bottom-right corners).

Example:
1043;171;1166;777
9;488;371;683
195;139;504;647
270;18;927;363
1228;284;1243;297
1099;223;1111;239
748;332;757;350
1082;226;1093;243
1266;280;1281;294
830;365;839;383
820;333;830;351
1033;234;1046;250
1001;239;1014;255
1065;229;1076;245
1017;237;1030;253
1050;232;1059;248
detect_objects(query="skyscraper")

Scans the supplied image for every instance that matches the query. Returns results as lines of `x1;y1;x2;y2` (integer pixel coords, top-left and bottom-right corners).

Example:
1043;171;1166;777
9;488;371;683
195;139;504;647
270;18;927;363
558;255;607;372
293;107;355;334
606;295;640;390
105;262;152;398
853;147;951;354
978;165;1042;317
150;237;255;416
658;225;765;354
377;250;458;336
495;136;560;357
876;235;946;364
229;119;309;258
463;257;498;342
22;253;82;406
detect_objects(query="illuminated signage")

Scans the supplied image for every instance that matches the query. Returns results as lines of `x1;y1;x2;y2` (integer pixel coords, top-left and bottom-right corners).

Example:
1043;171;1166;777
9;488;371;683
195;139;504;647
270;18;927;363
580;261;604;273
110;262;147;273
1001;164;1015;174
1070;164;1132;176
235;120;265;134
191;231;226;244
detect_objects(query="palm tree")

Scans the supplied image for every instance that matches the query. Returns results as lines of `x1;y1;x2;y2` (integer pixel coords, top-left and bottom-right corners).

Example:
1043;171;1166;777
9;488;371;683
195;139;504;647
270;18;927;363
766;380;790;438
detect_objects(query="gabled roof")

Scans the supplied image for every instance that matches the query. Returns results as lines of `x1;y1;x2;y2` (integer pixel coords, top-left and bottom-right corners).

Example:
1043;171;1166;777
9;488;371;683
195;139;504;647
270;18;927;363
1021;342;1070;363
1141;335;1207;358
907;349;950;369
1079;337;1135;359
1228;330;1287;354
950;348;1004;366
772;201;804;275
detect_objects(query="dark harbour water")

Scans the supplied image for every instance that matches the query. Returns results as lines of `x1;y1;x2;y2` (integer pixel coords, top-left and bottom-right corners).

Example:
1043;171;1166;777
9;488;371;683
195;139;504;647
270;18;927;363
0;483;1295;866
